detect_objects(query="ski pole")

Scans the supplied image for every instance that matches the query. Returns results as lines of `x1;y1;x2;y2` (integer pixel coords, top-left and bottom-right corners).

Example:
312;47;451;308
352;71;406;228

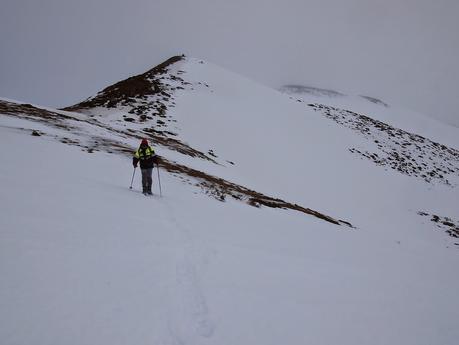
129;167;136;189
156;163;162;197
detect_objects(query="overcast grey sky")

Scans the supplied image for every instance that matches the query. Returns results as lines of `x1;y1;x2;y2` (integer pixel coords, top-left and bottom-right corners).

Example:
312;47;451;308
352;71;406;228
1;0;458;125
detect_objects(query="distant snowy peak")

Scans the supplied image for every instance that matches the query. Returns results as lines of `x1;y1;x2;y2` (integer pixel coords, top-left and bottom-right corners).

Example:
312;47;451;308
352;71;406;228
280;84;389;108
280;84;345;98
280;82;459;152
359;95;389;107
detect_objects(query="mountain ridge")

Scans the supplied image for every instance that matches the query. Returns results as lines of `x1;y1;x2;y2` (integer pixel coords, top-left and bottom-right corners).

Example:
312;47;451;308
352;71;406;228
2;55;458;229
0;98;352;227
1;55;459;345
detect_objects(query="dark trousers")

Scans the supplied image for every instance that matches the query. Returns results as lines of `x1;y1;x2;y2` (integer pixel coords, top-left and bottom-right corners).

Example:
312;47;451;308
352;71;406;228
141;168;153;193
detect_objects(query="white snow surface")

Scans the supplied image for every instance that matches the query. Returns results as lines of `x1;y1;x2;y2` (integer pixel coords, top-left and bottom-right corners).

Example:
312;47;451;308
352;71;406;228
1;57;459;345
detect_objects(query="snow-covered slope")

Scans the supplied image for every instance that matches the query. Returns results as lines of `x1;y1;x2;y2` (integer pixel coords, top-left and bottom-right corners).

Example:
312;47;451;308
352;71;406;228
1;56;459;345
280;83;459;151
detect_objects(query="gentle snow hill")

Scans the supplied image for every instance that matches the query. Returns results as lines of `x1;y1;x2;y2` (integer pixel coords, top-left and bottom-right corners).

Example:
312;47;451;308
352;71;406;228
1;55;459;345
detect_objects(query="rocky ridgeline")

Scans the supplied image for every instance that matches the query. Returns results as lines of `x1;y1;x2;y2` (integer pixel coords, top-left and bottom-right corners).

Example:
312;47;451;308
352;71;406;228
308;103;459;186
63;55;190;138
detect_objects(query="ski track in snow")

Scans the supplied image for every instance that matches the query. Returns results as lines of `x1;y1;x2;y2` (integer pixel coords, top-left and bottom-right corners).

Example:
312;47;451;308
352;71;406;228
160;198;215;344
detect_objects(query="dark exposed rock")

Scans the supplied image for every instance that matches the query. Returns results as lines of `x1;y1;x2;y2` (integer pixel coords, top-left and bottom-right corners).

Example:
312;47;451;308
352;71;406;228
418;211;459;240
63;56;184;112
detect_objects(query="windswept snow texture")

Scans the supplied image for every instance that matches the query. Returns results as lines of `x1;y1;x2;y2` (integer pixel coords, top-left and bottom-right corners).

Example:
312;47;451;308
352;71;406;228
1;57;459;345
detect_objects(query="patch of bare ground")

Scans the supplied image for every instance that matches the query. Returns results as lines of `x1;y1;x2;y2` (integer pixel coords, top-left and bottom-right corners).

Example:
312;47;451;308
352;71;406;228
1;101;76;122
157;157;353;227
63;56;185;112
0;101;82;132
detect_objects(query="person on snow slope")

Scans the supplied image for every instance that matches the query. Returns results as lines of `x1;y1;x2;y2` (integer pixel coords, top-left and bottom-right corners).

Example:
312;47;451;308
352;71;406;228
133;139;157;195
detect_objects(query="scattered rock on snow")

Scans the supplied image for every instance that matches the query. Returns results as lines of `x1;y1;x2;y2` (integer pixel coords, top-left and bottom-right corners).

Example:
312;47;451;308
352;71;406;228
309;103;459;186
418;211;459;239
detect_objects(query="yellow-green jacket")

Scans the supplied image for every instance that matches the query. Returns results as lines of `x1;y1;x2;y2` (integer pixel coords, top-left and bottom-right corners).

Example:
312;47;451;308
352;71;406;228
133;145;156;169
